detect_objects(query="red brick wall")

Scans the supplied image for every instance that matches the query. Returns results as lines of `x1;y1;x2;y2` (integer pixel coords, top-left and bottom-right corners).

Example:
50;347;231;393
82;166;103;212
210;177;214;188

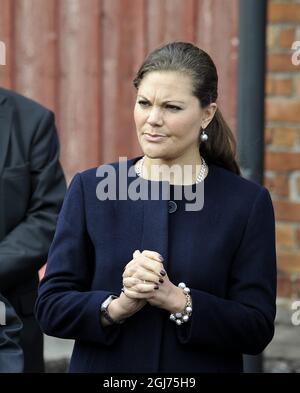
0;0;238;182
265;0;300;298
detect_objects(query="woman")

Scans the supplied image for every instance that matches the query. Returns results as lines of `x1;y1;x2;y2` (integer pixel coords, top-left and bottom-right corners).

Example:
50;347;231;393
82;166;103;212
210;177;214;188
35;42;276;373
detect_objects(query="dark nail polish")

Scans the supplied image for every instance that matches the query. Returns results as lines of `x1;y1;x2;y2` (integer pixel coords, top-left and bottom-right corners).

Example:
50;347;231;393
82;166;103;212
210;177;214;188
160;270;166;276
154;285;159;290
159;278;164;284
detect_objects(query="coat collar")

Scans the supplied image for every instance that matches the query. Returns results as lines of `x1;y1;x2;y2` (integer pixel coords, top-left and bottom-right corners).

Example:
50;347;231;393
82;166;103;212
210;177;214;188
0;93;13;175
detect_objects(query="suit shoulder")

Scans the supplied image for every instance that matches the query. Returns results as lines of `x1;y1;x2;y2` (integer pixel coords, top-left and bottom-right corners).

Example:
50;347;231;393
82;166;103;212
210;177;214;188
0;87;52;117
78;156;140;181
210;164;269;200
74;157;140;197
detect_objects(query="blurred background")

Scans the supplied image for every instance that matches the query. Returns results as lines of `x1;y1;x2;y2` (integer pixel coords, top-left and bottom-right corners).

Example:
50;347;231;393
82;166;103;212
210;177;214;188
0;0;300;372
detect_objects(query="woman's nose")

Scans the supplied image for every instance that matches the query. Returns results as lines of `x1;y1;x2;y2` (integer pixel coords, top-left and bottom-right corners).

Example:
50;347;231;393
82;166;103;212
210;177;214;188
147;107;163;126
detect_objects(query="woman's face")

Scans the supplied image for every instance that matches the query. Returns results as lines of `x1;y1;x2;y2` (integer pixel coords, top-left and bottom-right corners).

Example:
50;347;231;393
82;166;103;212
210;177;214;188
134;70;210;162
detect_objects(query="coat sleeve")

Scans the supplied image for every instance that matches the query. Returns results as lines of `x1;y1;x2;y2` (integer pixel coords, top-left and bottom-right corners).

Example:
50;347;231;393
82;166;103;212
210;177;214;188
0;294;24;373
0;111;66;291
35;173;122;345
176;187;277;355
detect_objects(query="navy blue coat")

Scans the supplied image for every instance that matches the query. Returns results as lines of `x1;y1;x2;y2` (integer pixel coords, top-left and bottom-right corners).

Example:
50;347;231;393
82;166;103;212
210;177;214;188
36;157;276;373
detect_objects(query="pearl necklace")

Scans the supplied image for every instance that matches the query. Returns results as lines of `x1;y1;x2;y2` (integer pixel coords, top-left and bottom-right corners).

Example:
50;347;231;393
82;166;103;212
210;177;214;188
135;156;207;184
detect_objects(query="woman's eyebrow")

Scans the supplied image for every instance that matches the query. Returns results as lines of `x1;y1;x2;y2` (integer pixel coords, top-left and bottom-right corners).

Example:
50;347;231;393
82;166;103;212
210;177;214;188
137;95;185;104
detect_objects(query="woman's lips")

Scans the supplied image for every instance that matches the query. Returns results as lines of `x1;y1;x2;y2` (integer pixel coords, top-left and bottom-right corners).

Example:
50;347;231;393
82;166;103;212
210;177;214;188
143;133;168;142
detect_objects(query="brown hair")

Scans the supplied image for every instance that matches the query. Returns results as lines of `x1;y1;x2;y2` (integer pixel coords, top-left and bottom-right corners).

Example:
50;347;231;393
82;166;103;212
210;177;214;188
133;42;240;175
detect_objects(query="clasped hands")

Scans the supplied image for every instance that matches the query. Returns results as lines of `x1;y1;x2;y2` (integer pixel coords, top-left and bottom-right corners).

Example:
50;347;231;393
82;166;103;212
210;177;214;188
123;250;168;308
107;250;186;323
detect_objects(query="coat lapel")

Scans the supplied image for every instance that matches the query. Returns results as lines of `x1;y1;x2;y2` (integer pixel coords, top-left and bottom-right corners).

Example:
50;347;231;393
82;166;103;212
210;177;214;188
0;94;13;175
108;157;170;276
140;182;169;268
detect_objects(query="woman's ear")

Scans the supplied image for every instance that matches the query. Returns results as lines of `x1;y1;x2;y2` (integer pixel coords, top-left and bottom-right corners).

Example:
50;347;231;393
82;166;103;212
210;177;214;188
202;103;217;129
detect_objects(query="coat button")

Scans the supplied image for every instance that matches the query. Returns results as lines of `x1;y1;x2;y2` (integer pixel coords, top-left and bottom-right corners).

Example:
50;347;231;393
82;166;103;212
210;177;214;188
168;200;178;213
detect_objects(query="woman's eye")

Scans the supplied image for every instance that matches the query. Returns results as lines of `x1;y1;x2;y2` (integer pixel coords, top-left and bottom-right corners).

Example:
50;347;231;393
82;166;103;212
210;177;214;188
165;105;182;111
138;100;150;107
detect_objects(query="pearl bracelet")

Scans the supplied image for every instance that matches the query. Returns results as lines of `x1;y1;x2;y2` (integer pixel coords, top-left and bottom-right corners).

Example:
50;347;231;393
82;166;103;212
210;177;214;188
169;282;192;325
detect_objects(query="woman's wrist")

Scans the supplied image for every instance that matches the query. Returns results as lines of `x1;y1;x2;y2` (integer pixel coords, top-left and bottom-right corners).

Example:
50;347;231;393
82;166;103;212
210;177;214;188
107;298;131;322
164;285;187;314
100;297;126;327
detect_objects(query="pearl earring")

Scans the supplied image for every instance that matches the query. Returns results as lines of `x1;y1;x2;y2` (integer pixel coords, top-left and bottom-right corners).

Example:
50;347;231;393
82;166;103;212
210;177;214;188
200;129;208;142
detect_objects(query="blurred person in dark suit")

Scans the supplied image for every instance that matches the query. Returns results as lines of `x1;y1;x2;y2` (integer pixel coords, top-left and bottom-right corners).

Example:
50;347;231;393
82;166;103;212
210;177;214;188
0;88;66;372
0;293;23;373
